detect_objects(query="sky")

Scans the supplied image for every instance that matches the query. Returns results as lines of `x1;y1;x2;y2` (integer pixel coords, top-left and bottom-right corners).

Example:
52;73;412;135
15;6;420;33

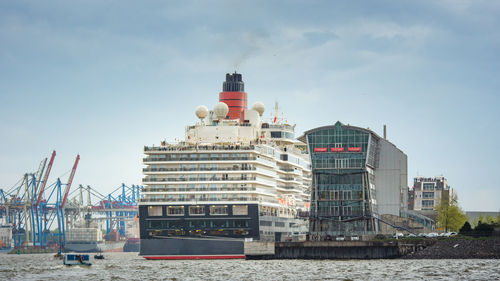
0;0;499;211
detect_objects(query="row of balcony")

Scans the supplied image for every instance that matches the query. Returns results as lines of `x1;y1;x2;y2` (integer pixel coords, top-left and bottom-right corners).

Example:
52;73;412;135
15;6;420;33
142;186;277;194
144;156;256;162
140;196;285;204
143;167;256;172
143;176;257;183
144;145;257;152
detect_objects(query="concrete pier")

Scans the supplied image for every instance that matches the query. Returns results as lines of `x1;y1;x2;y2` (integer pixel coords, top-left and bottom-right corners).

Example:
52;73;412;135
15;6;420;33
245;240;433;259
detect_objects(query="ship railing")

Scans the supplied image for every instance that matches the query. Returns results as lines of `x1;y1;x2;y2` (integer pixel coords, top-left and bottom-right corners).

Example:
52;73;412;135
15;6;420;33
144;145;257;152
143;156;257;162
139;197;261;203
143;177;257;183
277;185;302;191
142;187;259;192
143;167;257;172
278;177;298;181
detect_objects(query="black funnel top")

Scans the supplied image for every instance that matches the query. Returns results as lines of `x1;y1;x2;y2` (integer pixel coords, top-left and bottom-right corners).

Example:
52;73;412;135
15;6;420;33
222;72;245;92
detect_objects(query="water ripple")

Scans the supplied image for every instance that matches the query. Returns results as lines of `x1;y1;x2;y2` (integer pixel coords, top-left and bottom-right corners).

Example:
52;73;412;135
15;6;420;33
0;253;499;281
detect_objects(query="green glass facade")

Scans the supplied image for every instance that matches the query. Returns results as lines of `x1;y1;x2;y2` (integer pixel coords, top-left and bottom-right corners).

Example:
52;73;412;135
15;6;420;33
304;121;378;236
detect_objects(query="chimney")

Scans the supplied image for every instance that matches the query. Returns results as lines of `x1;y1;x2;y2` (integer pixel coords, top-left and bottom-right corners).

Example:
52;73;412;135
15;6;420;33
383;125;387;139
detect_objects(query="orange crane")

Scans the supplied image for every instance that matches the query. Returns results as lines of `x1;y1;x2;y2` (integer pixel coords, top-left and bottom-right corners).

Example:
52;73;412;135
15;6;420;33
61;154;80;209
36;150;56;206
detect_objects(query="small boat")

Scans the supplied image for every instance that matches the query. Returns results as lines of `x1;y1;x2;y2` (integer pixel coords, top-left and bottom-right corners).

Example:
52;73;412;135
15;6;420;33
94;254;104;259
63;254;92;266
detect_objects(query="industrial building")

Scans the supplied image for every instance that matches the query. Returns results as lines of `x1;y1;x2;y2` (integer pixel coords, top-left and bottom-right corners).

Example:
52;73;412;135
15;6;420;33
299;121;423;237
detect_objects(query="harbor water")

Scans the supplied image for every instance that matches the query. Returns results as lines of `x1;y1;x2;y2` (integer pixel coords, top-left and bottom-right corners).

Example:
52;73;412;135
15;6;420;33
0;252;499;280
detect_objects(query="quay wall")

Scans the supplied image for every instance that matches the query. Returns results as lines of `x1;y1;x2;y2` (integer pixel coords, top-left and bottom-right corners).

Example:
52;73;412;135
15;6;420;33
245;240;434;260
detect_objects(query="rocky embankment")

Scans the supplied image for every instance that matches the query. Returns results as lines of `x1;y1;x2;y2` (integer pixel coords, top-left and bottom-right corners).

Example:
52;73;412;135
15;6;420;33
403;239;500;259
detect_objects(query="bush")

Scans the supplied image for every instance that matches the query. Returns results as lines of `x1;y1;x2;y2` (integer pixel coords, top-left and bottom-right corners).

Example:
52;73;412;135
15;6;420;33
459;221;472;234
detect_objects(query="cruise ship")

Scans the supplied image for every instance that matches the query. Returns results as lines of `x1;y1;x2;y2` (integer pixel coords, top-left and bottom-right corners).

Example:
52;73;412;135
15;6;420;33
139;73;311;259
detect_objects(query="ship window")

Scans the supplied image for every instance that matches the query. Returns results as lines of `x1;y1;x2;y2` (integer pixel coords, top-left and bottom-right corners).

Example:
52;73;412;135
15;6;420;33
148;206;162;216
148;220;164;229
259;221;272;226
275;222;285;227
271;131;282;138
233;205;248;215
189;220;206;228
211;220;229;228
189;206;205;215
167;206;184;216
234;220;248;228
210;205;228;215
166;221;183;229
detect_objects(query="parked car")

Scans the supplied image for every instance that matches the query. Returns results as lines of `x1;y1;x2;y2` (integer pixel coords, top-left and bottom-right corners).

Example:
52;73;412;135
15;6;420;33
426;232;438;238
350;235;360;241
392;232;404;239
336;235;345;241
444;232;457;237
406;233;417;238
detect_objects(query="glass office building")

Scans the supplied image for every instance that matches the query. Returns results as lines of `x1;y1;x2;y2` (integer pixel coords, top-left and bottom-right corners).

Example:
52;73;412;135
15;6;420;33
299;121;408;237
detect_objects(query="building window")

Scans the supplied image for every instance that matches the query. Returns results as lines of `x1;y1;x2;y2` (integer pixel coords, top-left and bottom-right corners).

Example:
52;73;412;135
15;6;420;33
342;190;352;200
422;200;434;207
189;206;205;215
342;206;352;216
167;206;184;216
210;205;228;215
423;183;434;190
233;205;248;215
423;192;434;199
148;206;162;216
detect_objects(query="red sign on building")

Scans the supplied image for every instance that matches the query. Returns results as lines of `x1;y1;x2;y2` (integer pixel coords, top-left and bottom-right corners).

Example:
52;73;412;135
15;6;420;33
348;147;362;152
314;147;328;152
330;147;345;152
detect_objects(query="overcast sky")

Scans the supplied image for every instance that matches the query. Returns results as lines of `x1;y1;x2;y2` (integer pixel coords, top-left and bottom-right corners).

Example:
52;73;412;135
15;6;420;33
1;0;499;211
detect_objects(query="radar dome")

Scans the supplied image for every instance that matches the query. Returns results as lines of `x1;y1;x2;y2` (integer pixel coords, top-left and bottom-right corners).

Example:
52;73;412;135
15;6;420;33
195;105;209;119
252;102;265;116
214;102;229;119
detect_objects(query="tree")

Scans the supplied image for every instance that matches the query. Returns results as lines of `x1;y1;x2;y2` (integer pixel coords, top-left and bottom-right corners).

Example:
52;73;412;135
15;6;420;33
436;195;467;232
485;215;495;224
477;214;484;224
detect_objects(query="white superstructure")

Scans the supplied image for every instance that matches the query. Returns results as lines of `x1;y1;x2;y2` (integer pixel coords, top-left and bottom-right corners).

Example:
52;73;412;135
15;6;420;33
141;103;311;219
